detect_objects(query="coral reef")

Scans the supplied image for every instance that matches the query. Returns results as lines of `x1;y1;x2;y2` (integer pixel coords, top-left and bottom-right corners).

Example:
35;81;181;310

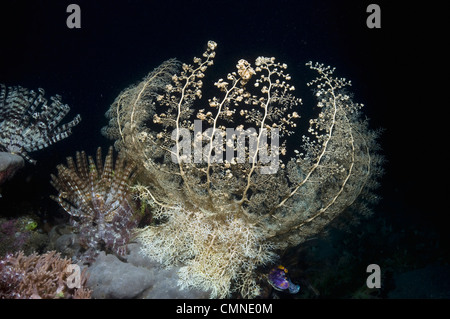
0;250;91;299
0;84;81;164
102;41;384;298
0;216;48;257
50;146;139;263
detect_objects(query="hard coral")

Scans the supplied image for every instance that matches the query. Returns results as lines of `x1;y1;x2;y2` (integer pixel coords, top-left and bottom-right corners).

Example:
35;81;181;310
0;250;91;299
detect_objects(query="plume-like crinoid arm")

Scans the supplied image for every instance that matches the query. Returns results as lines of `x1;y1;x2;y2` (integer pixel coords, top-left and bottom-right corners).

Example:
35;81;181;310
0;84;81;164
50;146;139;262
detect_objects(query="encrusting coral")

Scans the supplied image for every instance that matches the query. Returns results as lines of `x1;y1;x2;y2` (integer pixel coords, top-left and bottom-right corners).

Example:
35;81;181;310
102;41;384;298
0;216;47;257
50;146;139;263
0;250;91;299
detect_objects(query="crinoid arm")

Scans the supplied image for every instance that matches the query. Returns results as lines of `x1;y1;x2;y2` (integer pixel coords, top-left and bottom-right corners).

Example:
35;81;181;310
0;84;81;164
50;146;139;262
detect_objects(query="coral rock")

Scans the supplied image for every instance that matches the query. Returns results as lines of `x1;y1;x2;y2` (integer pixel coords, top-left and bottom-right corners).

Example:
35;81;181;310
0;152;24;187
85;243;210;299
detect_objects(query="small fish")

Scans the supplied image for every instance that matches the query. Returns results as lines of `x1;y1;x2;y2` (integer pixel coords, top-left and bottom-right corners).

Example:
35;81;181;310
268;265;300;294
